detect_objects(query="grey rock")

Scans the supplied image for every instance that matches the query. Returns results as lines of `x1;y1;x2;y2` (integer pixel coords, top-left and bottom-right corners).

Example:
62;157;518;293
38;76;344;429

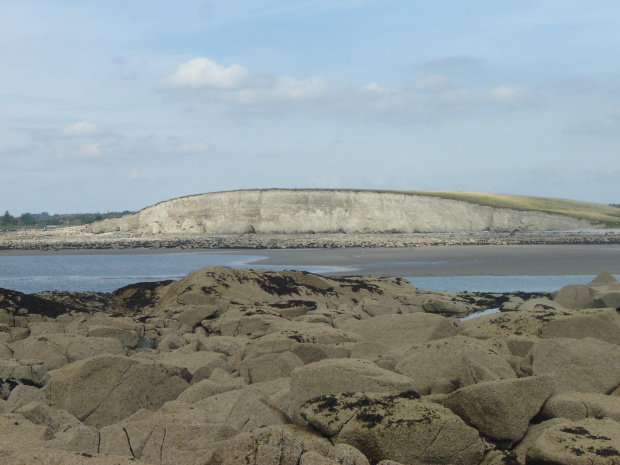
46;354;191;428
441;375;555;442
522;337;620;393
460;307;620;345
542;392;620;422
4;384;46;412
395;336;516;395
337;313;457;350
525;417;620;465
289;358;417;425
204;424;369;465
300;391;484;465
239;351;304;384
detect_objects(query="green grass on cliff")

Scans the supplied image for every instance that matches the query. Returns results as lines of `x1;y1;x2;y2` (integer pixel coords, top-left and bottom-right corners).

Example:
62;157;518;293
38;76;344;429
374;190;620;228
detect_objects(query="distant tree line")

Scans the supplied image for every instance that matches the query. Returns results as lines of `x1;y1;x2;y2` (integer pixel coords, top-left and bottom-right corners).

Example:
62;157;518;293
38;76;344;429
611;204;620;208
1;210;134;230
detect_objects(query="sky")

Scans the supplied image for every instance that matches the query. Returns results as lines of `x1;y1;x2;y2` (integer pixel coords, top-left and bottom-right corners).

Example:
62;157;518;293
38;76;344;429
1;0;619;215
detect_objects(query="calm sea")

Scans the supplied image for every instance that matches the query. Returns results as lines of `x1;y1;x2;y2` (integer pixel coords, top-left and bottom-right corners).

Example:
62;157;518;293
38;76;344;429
0;251;616;294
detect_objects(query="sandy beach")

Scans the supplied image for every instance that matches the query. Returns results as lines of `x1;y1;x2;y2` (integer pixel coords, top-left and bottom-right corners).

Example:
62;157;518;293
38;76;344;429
250;244;620;277
2;243;619;278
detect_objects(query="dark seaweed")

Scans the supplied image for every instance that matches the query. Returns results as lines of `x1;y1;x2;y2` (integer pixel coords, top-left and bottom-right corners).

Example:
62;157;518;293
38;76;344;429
256;274;301;296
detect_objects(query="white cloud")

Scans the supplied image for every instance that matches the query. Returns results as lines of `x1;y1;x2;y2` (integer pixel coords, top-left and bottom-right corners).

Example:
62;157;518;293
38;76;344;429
361;83;519;117
162;57;331;105
161;57;535;116
161;57;249;89
61;121;101;136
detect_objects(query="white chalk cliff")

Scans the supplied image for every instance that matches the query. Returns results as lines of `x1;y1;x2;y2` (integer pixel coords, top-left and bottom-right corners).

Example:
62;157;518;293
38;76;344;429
89;189;598;235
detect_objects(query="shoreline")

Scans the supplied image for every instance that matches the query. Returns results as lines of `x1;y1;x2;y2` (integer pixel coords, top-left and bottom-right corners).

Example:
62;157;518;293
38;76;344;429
1;229;619;253
1;230;619;279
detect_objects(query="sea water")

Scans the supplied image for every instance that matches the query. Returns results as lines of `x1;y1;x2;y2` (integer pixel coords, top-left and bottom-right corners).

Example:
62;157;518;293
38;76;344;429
404;275;607;293
1;251;616;294
0;251;345;294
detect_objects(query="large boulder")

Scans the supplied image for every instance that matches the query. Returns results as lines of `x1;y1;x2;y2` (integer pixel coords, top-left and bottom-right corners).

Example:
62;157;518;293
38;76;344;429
207;307;293;339
167;304;220;328
336;313;457;350
542;392;620;422
235;328;355;367
525;417;620;464
288;358;417;424
86;325;140;349
459;307;620;345
9;334;125;380
553;271;620;310
152;266;417;318
553;284;596;310
4;384;46;412
175;378;244;404
99;412;238;464
507;418;566;464
590;270;620;286
151;378;290;434
239;351;304;384
521;337;620;393
203;424;370;465
394;336;516;395
0;360;46;386
0;413;53;454
151;349;229;382
190;335;250;357
14;402;82;433
46;355;191;428
591;282;620;309
300;391;485;465
190;382;290;433
441;375;555;442
0;410;100;462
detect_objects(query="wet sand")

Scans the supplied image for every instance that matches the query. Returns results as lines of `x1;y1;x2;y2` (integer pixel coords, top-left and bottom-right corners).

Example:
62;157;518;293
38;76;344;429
1;243;619;278
251;244;620;277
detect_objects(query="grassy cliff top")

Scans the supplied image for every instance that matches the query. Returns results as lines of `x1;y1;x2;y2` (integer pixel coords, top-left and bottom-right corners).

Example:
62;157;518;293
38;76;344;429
387;190;620;227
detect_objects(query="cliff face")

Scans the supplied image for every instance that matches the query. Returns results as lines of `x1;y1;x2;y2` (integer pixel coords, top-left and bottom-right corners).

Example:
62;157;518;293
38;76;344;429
89;189;597;235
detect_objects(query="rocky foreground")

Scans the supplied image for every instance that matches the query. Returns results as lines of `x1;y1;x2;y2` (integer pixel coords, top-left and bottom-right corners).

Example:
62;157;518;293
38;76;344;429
1;267;620;464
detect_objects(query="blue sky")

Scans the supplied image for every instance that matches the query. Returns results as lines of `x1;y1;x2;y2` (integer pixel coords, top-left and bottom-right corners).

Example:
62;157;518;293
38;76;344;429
1;0;619;214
